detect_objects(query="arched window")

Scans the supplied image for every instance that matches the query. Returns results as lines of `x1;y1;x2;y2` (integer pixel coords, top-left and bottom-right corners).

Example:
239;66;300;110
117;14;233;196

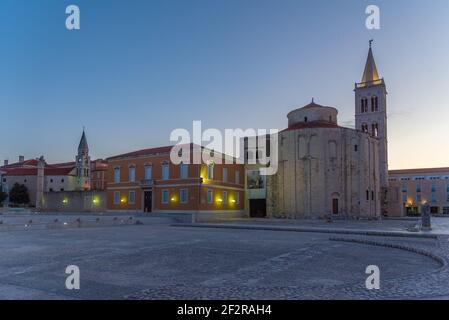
304;117;308;123
371;96;379;112
361;123;369;133
372;123;379;137
128;165;136;182
361;98;368;113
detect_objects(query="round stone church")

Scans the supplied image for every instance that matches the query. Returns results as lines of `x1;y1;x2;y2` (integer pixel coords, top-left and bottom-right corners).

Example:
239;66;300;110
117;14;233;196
264;44;388;219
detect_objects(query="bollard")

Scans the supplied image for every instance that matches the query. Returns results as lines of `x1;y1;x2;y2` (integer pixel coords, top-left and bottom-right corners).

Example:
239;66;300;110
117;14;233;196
421;203;432;231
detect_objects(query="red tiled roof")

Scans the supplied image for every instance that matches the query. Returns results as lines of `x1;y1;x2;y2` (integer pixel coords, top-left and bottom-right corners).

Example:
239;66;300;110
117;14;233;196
107;143;196;161
389;167;449;175
2;167;74;176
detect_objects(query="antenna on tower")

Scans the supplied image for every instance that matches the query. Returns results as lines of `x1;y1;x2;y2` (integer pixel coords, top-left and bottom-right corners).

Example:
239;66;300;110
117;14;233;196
369;39;374;48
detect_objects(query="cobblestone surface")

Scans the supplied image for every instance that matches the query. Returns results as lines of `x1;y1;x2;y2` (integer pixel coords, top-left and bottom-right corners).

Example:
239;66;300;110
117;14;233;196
0;214;447;300
127;235;449;300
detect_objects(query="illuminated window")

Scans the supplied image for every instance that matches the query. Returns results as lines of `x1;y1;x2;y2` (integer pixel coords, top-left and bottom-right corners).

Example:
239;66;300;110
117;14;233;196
114;167;120;183
223;191;228;205
162;164;169;180
223;168;228;183
162;190;169;204
129;191;136;204
113;191;120;204
416;194;422;203
180;163;188;179
207;189;213;204
207;164;214;180
180;189;188;204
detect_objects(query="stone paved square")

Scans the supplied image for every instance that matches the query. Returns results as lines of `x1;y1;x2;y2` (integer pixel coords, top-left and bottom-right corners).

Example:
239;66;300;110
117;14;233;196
0;213;447;300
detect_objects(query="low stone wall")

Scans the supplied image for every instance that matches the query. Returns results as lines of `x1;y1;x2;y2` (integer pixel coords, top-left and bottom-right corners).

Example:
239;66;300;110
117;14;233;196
42;191;106;212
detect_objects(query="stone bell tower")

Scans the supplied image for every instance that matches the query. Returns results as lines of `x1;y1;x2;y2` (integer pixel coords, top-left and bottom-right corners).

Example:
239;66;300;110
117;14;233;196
354;41;388;190
75;130;91;190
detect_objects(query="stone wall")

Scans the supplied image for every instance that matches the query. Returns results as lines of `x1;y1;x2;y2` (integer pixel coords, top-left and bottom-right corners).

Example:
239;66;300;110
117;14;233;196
42;191;106;212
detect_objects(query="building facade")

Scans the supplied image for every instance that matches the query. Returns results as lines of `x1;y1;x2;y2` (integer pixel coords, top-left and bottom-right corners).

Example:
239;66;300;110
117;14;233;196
106;144;245;220
242;45;387;219
0;130;98;207
266;102;381;218
387;168;449;216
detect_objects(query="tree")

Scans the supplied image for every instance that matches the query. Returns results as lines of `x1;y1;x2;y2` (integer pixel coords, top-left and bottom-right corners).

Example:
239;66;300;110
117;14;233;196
9;183;30;206
0;190;7;205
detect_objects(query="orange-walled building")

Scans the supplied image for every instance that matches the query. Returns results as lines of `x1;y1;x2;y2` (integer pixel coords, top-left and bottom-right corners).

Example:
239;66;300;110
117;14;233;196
106;144;245;220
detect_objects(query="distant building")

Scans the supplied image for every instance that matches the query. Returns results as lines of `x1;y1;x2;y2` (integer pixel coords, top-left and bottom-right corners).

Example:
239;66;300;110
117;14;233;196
0;130;98;207
387;168;449;216
91;159;108;191
106;144;245;220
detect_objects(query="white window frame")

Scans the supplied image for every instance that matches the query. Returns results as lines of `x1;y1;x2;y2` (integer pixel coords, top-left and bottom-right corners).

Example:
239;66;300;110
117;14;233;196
162;189;169;204
129;166;136;182
223;167;228;183
113;191;120;204
207;189;213;204
180;163;188;179
207;164;214;180
144;165;152;180
114;167;121;183
129;190;136;204
162;164;170;180
180;189;188;204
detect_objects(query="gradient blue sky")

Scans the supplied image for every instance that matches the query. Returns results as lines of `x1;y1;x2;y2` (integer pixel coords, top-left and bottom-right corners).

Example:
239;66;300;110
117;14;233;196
1;0;448;169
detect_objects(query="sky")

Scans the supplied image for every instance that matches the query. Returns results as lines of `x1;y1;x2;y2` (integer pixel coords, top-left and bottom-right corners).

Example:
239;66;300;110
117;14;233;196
1;0;449;170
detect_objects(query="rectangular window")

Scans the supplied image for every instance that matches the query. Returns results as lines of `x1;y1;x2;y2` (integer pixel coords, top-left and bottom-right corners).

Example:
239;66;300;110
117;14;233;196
162;164;169;180
443;207;449;215
207;164;214;180
114;168;120;183
161;190;169;204
180;189;188;204
180;163;188;179
235;171;240;184
129;166;136;182
144;165;152;180
223;191;228;205
129;191;136;204
207;189;213;204
416;194;422;203
223;168;228;183
113;191;120;204
235;192;240;204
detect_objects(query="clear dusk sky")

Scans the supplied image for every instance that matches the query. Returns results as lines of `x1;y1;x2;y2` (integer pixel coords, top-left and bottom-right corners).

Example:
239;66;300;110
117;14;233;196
1;0;449;169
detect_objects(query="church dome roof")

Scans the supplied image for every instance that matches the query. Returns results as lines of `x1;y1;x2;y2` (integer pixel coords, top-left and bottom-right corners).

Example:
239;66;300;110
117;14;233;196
286;100;338;129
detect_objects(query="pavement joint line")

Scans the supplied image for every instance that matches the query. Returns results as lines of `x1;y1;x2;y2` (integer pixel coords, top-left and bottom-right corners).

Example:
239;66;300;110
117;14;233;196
171;223;439;239
329;237;447;270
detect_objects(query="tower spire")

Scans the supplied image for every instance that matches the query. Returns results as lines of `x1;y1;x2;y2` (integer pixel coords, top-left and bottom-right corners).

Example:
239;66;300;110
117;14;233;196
361;41;380;84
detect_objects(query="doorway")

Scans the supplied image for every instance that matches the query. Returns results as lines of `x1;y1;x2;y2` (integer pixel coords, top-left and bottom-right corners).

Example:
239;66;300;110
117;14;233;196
249;199;266;218
332;198;339;215
144;191;152;213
